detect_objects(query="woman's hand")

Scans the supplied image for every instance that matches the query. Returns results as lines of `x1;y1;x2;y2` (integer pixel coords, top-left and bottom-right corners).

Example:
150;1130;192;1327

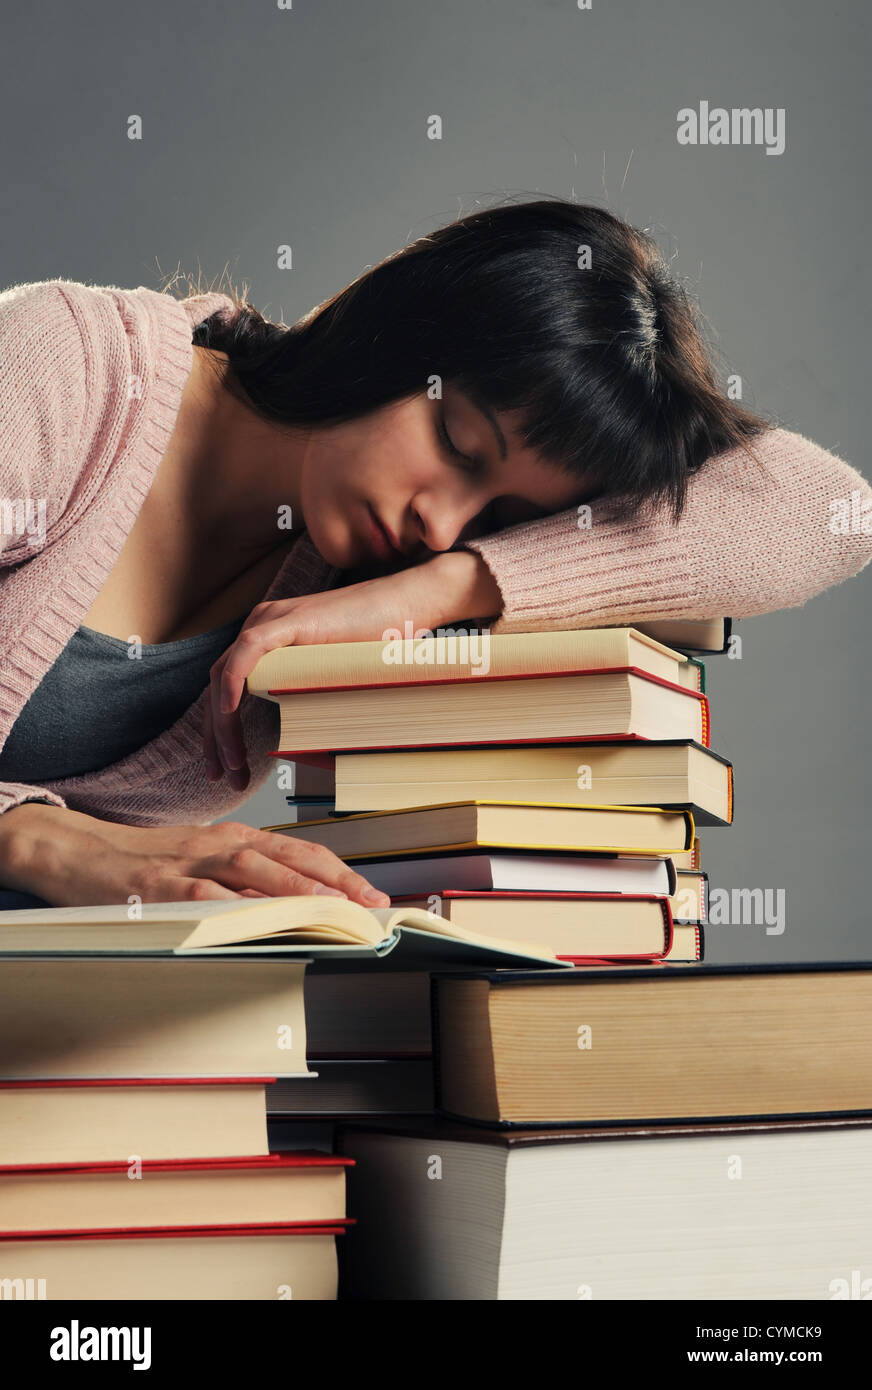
0;802;392;907
204;548;502;790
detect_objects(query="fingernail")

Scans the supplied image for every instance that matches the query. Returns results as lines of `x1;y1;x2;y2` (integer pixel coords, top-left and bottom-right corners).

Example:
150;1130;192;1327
313;884;347;897
363;886;389;904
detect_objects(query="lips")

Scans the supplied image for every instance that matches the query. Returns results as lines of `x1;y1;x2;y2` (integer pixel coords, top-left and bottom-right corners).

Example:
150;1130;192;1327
367;505;403;561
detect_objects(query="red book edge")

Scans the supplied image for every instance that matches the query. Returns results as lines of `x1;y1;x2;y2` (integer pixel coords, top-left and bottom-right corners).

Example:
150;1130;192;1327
0;1153;354;1177
0;1220;354;1243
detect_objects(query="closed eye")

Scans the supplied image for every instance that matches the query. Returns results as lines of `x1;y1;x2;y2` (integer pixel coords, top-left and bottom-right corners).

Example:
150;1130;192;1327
437;409;481;473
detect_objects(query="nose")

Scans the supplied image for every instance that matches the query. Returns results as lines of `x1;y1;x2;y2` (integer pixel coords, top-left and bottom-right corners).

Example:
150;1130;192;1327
413;486;492;555
408;480;492;556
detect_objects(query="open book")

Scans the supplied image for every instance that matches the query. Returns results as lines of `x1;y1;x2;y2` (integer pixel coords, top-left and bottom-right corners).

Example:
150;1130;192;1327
0;896;571;970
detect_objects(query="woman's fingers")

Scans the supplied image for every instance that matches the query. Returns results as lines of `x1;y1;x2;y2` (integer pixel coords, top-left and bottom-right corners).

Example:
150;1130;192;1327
199;845;348;899
206;608;299;787
251;831;391;905
208;649;250;790
184;830;392;905
162;877;243;902
216;613;303;715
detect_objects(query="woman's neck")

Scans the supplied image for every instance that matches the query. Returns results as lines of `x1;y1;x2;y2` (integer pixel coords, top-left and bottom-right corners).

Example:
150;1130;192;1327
179;347;309;556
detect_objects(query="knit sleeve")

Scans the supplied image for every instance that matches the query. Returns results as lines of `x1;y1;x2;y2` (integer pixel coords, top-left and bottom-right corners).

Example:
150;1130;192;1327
460;427;872;633
0;279;94;564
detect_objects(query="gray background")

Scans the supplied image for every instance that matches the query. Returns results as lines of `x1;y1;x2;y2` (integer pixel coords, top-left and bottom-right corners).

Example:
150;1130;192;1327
2;0;869;961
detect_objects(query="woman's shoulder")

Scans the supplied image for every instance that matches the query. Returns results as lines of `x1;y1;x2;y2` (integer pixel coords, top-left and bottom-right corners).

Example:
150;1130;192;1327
0;277;211;563
0;275;234;351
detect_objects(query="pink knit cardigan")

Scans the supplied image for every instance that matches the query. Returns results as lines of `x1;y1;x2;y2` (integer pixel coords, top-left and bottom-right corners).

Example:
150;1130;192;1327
1;278;870;827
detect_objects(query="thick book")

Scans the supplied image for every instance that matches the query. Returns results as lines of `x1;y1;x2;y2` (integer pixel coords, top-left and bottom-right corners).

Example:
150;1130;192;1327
263;668;710;757
0;1224;344;1300
305;972;432;1057
390;892;674;963
330;739;732;825
431;962;872;1126
264;801;695;859
0;1079;272;1166
247;626;703;694
0;1152;351;1234
337;1113;870;1301
0;957;310;1080
0;898;568;973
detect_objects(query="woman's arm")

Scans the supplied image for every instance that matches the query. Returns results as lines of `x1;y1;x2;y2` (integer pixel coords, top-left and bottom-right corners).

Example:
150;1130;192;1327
0;281;106;817
0;801;391;907
205;427;872;781
459;426;872;632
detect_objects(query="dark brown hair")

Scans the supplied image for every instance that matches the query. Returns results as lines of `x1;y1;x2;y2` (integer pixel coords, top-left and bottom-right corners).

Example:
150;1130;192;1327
168;197;771;521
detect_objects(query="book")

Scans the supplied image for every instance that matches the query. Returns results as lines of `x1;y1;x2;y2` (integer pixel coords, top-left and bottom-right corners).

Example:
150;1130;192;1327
0;898;568;972
305;973;431;1057
0;958;310;1080
282;801;338;823
671;837;701;870
431;962;872;1125
664;870;706;959
279;762;337;799
0;1153;351;1234
262;669;710;756
247;626;703;694
337;1114;871;1300
354;851;676;898
329;739;732;825
0;1225;345;1300
390;893;674;962
265;801;694;859
268;1059;434;1117
664;923;703;962
0;1080;271;1166
269;1121;336;1154
671;869;707;924
635;617;732;655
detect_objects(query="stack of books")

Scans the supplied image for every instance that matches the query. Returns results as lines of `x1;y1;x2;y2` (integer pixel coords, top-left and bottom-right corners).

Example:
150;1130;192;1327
252;622;731;968
0;925;353;1299
247;620;870;1299
336;961;872;1295
0;896;567;1299
337;961;872;1299
252;621;731;1147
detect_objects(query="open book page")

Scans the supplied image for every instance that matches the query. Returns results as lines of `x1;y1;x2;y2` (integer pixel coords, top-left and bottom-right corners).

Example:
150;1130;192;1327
0;897;556;960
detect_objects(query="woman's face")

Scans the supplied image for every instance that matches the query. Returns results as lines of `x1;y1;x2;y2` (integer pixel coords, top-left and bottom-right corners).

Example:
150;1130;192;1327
299;385;589;570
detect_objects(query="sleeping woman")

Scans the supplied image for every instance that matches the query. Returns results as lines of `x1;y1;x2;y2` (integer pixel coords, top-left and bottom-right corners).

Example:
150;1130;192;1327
0;197;869;906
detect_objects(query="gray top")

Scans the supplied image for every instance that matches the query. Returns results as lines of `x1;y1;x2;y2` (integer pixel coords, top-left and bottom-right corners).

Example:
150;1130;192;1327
0;617;246;782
